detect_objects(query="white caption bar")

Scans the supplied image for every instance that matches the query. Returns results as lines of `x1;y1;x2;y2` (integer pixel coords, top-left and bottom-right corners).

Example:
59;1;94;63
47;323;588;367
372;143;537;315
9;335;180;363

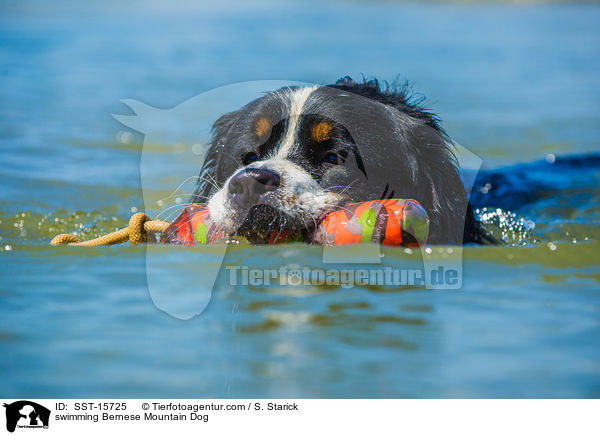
1;399;598;435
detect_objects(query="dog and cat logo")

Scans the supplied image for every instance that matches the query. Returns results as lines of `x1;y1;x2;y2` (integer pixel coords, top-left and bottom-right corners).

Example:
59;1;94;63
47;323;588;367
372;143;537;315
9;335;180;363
3;401;50;432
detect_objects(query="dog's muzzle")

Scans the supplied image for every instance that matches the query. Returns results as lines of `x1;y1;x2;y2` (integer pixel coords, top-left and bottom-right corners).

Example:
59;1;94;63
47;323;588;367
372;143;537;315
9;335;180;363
227;167;280;209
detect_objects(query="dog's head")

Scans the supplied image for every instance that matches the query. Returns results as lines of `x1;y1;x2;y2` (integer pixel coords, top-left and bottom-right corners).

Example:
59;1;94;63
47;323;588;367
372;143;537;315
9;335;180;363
193;77;482;244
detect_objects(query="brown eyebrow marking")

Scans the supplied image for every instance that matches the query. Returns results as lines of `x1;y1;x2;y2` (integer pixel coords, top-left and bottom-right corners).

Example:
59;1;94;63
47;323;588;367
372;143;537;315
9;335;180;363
254;117;271;138
311;121;333;143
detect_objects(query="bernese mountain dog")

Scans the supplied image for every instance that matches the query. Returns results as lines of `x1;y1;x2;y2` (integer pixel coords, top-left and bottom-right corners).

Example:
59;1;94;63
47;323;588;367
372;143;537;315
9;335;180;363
191;77;491;245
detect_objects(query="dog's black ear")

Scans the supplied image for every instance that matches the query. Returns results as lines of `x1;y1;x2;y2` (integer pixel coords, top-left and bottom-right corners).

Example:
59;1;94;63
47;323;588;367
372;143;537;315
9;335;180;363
374;109;467;244
361;95;467;244
191;110;242;204
397;121;491;244
336;77;488;244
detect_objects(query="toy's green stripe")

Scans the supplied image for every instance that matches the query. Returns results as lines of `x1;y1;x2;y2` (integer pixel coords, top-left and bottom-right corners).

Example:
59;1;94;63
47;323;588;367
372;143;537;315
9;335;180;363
402;204;429;244
194;221;208;245
402;215;428;244
357;208;376;243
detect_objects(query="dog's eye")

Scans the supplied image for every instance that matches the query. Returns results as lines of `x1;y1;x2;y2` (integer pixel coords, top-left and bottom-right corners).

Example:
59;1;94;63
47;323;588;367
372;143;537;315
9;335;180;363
324;152;339;165
241;152;259;165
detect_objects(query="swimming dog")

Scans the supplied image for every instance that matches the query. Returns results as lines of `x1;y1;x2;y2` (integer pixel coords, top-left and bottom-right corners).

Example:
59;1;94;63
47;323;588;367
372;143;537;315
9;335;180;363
192;77;490;245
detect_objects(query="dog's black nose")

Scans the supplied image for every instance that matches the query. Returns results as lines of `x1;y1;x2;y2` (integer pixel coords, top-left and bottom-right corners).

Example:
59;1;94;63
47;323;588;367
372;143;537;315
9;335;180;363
228;167;280;208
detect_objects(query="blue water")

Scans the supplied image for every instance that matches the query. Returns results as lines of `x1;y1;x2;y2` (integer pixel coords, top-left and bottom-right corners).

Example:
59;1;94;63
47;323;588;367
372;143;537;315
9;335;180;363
1;0;599;398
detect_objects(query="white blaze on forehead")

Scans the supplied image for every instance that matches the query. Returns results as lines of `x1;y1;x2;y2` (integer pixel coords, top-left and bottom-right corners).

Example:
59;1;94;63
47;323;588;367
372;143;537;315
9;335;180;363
274;85;318;158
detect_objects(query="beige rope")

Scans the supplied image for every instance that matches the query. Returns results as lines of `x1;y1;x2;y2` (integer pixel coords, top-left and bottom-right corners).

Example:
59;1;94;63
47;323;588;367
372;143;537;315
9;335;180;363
50;212;170;246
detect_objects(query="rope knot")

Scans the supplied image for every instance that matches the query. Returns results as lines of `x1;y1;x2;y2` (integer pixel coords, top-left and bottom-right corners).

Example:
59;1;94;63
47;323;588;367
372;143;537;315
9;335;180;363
128;212;149;245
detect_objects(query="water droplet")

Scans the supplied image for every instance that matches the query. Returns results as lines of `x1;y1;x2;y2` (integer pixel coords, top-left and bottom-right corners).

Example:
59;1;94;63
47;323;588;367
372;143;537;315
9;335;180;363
117;131;134;144
191;143;204;155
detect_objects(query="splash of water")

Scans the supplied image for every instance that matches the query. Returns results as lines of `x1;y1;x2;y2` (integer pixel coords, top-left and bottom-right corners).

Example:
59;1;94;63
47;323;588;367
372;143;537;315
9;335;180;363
475;207;536;246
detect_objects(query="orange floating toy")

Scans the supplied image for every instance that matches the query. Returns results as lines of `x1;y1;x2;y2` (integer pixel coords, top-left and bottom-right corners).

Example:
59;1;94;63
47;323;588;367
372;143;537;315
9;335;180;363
162;199;428;247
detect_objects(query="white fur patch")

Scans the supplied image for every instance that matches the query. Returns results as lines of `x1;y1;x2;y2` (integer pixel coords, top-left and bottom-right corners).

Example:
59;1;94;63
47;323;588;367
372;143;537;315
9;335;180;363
274;85;318;159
